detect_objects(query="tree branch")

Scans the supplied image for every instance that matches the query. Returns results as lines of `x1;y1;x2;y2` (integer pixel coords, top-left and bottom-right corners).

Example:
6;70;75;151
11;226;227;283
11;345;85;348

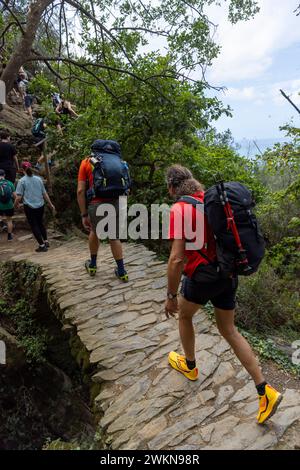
0;0;25;34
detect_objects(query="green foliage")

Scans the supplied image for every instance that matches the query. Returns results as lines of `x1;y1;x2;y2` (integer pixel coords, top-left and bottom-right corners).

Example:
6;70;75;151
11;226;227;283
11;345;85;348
0;264;48;364
236;262;300;333
240;330;300;377
27;74;57;102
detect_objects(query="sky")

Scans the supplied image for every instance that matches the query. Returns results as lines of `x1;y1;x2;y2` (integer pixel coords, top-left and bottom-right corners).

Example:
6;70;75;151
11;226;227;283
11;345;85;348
206;0;300;145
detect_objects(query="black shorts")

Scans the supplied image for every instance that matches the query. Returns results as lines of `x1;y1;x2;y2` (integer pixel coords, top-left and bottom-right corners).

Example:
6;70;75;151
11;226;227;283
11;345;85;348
181;276;238;310
0;208;14;217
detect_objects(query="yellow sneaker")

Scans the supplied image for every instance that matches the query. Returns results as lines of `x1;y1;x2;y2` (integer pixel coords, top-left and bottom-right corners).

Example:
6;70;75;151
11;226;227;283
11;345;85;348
168;351;199;381
257;384;283;424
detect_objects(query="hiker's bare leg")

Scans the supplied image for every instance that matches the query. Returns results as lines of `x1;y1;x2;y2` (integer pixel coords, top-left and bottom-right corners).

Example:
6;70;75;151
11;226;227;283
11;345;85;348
178;296;199;362
109;239;123;261
27;107;33;120
89;230;99;256
215;307;264;385
5;217;13;235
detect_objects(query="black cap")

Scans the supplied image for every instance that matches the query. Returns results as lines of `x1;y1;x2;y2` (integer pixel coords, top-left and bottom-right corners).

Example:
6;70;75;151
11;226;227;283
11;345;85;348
0;169;5;177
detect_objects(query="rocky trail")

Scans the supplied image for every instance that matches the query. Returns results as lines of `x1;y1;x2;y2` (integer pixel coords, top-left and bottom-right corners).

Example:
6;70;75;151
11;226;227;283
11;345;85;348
1;236;298;450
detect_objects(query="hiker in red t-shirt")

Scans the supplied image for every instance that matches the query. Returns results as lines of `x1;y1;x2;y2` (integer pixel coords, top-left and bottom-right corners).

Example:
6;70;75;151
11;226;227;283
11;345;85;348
165;165;282;424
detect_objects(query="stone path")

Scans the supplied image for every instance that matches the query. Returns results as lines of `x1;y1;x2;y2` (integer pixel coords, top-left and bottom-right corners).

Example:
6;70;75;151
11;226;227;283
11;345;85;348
11;239;300;450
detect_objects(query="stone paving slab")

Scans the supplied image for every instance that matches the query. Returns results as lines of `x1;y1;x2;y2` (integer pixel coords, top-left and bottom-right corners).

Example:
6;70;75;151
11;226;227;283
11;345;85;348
11;239;300;450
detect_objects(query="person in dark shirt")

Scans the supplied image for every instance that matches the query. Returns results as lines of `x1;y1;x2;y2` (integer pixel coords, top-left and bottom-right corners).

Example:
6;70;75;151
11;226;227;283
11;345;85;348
0;131;19;184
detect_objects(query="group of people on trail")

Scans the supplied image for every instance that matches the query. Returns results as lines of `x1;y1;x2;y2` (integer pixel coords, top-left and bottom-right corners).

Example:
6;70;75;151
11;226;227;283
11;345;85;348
1;73;283;425
0;130;55;250
76;139;283;426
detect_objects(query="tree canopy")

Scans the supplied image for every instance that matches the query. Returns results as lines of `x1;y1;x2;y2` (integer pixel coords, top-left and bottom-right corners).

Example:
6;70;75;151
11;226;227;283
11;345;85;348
1;0;259;94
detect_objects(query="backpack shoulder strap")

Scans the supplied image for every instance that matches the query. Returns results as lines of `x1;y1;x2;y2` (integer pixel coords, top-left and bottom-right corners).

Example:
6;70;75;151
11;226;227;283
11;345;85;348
178;196;204;212
178;196;214;262
178;196;203;206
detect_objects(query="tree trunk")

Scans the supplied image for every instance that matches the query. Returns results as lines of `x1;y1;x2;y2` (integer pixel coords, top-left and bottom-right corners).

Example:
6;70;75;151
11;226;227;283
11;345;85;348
0;0;53;94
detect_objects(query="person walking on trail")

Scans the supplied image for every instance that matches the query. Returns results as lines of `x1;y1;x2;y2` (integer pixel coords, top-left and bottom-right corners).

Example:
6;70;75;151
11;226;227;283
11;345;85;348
31;118;50;171
0;131;19;184
164;165;282;425
15;161;56;253
77;139;131;281
0;169;16;241
24;91;35;120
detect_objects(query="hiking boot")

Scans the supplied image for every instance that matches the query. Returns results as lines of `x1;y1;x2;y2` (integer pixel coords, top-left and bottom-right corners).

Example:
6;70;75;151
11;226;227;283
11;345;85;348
168;351;198;381
45;241;50;248
114;268;129;283
7;233;13;241
257;384;283;424
85;260;97;277
35;245;48;253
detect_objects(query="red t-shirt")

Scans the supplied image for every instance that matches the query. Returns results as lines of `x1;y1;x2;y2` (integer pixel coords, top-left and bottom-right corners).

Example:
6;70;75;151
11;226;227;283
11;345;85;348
78;158;113;203
168;191;216;278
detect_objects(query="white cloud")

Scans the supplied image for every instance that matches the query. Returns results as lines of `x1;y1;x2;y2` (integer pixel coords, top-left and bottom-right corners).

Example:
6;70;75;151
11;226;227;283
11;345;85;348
208;0;300;83
224;79;300;107
225;86;256;100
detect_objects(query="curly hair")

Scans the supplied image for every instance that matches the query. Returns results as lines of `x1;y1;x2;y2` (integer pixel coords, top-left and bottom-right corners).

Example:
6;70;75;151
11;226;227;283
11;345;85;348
166;165;203;196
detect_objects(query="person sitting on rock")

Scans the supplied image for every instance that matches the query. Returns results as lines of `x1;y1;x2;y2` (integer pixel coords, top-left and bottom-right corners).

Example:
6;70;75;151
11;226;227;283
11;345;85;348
164;164;282;425
0;169;16;241
55;99;79;133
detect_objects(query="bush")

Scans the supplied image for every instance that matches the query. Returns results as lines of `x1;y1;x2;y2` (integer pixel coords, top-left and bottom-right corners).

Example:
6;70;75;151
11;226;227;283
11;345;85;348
236;262;300;333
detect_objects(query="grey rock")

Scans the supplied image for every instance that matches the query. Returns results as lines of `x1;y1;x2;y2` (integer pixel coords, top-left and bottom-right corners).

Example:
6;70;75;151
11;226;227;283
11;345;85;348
231;382;255;403
213;362;235;386
148;407;215;450
216;385;235;406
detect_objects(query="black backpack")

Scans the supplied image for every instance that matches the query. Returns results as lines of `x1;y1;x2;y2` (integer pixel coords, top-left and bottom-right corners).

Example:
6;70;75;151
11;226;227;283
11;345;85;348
179;181;265;281
0;180;13;204
204;181;265;277
88;140;131;199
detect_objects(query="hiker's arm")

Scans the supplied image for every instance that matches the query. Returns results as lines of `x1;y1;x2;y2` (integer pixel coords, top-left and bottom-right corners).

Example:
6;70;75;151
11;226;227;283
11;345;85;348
77;180;92;231
13;154;19;171
14;181;23;207
55;104;61;114
43;189;56;214
165;239;185;318
167;239;185;294
14;194;22;208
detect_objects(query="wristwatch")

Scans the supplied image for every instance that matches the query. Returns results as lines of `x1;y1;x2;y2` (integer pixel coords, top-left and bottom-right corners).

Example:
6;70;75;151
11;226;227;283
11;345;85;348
81;213;88;218
167;292;178;300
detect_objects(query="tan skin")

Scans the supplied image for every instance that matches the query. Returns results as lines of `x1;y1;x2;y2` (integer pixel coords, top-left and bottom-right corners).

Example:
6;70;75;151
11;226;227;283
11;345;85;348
164;184;264;385
77;180;124;261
